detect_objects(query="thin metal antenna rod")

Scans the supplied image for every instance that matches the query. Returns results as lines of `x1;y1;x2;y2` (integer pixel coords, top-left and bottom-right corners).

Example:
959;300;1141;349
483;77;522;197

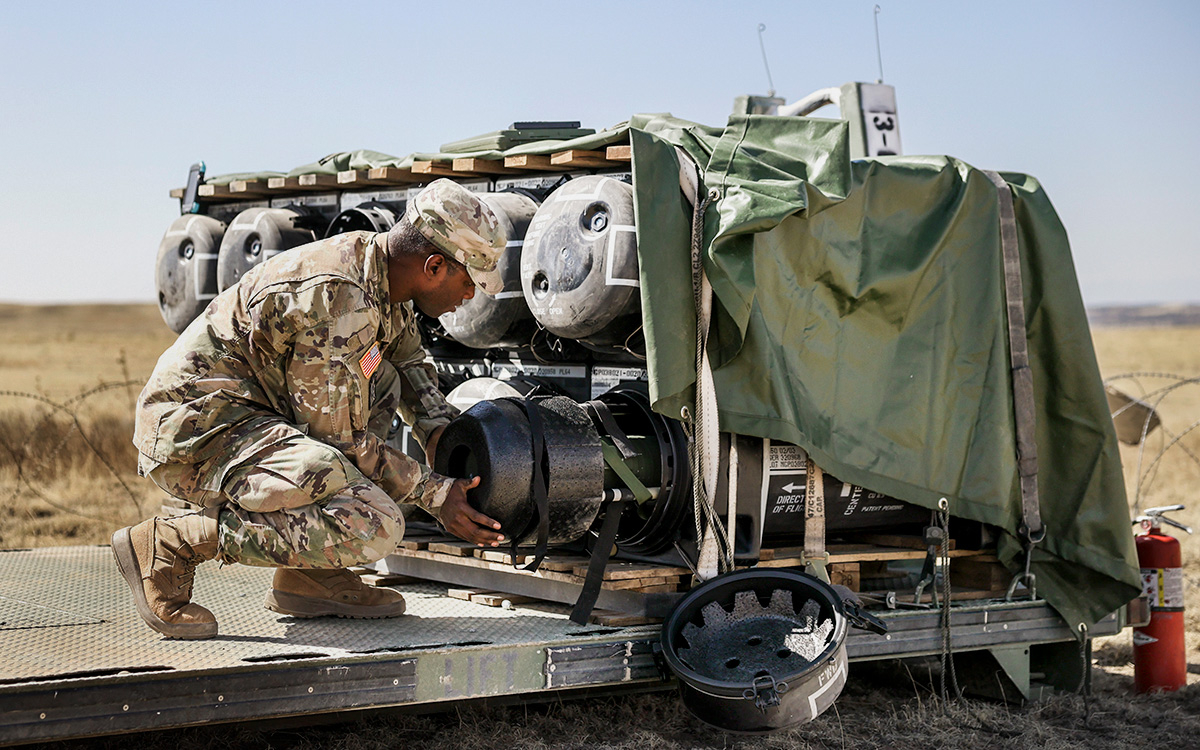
757;23;775;97
873;5;885;83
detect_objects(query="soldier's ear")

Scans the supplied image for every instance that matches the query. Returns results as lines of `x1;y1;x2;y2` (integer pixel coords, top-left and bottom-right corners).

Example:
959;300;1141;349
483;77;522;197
422;253;445;278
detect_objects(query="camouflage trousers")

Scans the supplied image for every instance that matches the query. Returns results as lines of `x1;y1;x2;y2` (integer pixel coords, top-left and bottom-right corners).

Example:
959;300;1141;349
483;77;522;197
147;366;411;569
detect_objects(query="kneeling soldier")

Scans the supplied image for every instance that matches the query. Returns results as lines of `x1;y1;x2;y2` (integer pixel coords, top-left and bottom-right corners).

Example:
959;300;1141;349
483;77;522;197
114;180;505;639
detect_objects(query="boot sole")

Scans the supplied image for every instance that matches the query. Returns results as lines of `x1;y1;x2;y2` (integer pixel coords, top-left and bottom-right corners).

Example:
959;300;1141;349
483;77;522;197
265;590;407;619
111;526;218;640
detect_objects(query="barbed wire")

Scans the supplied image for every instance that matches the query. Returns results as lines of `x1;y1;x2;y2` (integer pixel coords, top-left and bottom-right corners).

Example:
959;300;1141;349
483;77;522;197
1103;372;1200;512
0;380;145;522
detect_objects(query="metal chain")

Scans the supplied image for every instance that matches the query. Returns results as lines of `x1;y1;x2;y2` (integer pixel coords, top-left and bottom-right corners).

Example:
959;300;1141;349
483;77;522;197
1076;622;1092;725
685;182;733;576
937;497;1024;739
938;497;958;705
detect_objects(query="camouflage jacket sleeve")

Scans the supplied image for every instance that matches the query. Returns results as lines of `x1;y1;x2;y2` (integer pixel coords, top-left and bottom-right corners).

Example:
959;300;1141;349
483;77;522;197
286;306;455;519
379;307;460;450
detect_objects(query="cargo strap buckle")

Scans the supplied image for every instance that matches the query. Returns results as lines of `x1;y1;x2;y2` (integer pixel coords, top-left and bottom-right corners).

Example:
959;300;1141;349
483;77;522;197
743;673;789;713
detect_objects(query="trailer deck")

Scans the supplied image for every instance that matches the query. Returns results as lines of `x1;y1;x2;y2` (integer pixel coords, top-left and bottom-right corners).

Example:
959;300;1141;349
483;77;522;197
0;545;1122;746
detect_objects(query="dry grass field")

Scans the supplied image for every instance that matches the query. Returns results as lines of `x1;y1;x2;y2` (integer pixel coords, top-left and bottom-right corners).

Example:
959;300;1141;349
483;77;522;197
3;303;1199;749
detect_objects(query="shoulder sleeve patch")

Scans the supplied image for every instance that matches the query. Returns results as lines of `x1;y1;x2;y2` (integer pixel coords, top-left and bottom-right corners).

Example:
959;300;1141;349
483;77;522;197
359;343;382;379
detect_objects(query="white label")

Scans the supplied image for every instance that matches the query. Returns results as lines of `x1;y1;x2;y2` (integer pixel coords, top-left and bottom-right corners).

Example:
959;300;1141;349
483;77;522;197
1140;567;1185;608
406;180;491;200
206;200;269;223
589;366;647;399
596;169;632;183
339;190;407;211
270;192;339;208
493;362;586;380
1132;631;1159;647
437;361;489;378
858;83;901;157
494;171;587;191
768;442;808;472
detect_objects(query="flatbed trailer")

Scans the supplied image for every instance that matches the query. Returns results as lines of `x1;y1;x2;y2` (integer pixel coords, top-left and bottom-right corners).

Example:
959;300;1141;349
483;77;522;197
0;545;1122;746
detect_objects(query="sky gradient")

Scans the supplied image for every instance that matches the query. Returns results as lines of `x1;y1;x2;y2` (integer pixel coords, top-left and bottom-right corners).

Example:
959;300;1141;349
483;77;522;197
1;1;1196;306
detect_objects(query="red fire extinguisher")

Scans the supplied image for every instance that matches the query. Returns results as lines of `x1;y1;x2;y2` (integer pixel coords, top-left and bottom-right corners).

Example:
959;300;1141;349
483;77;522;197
1132;504;1192;693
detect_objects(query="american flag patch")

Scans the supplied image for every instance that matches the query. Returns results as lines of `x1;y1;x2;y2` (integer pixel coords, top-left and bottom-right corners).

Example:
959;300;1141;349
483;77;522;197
359;343;382;379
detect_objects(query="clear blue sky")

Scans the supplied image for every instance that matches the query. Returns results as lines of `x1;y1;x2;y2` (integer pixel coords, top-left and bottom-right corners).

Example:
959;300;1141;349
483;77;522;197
1;0;1196;306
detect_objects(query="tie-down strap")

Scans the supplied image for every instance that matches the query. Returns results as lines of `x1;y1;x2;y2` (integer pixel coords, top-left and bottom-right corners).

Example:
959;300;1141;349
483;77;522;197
983;170;1043;544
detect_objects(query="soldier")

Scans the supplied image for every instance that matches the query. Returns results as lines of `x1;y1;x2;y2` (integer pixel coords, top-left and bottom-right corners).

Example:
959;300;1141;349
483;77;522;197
113;179;506;639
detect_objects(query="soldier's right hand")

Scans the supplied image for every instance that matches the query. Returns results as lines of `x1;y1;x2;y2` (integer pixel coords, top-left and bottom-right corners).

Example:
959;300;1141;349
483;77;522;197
440;476;506;547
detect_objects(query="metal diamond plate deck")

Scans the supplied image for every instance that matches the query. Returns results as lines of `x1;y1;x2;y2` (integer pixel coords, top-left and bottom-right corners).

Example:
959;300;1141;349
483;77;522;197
0;546;631;683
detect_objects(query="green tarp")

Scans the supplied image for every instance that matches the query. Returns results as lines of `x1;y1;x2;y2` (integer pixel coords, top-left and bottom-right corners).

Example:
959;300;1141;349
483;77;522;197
627;113;1140;630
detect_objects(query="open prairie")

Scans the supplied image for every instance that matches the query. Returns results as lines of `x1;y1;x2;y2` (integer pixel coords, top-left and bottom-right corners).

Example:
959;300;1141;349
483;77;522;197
2;303;1198;749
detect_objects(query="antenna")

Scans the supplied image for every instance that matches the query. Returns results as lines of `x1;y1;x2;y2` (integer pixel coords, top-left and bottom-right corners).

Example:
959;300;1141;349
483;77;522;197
873;5;885;83
757;23;776;97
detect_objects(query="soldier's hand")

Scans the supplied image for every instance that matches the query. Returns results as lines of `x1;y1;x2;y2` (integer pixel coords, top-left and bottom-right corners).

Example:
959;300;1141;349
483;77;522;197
440;476;505;547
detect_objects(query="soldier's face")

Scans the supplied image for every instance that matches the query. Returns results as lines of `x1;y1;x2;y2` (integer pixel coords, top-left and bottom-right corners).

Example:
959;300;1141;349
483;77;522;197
414;254;476;317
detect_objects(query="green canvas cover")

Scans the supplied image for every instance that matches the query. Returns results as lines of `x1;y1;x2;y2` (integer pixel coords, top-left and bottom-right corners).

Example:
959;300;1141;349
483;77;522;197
627;113;1140;630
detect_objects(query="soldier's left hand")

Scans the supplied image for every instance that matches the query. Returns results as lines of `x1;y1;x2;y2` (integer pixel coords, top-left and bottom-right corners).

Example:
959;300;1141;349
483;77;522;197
441;476;506;547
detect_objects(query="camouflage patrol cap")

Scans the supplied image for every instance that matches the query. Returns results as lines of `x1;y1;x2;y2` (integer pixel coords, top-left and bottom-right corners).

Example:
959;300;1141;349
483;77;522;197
405;179;506;295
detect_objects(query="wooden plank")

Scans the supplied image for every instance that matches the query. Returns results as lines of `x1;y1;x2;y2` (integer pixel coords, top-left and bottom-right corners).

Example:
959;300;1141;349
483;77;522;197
197;184;231;199
298;173;339;189
229;179;270;196
452;157;518;175
830;562;860;592
337;169;369;185
634;584;679;594
757;544;990;566
412;161;462;178
537;554;588;572
476;549;531;565
365;166;419;184
389;545;593;586
503;154;569;171
550;149;619;168
447;587;491;601
601;576;679;591
852;533;956;551
428;541;479;557
606;145;632;162
398;539;429;551
266;174;338;191
571;561;689;581
470;592;539;607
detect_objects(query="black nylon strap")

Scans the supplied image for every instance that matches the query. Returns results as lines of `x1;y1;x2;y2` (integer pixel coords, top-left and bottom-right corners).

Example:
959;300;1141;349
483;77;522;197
983;170;1043;542
570;500;626;625
585;400;637;459
514;397;550;572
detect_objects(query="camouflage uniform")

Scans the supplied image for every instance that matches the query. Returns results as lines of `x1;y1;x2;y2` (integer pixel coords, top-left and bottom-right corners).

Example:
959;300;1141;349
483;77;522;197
134;231;458;569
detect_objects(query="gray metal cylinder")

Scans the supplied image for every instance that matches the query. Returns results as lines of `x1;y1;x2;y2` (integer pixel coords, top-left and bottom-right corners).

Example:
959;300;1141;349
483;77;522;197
155;214;226;333
520;176;641;347
439;192;540;349
216;207;317;292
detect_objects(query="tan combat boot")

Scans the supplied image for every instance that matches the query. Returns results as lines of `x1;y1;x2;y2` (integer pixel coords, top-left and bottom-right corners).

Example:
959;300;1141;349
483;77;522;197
111;509;220;639
265;568;407;619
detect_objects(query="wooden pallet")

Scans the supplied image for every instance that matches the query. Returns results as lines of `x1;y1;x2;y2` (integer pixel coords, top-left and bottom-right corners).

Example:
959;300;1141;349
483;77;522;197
379;529;1008;623
170;138;635;202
